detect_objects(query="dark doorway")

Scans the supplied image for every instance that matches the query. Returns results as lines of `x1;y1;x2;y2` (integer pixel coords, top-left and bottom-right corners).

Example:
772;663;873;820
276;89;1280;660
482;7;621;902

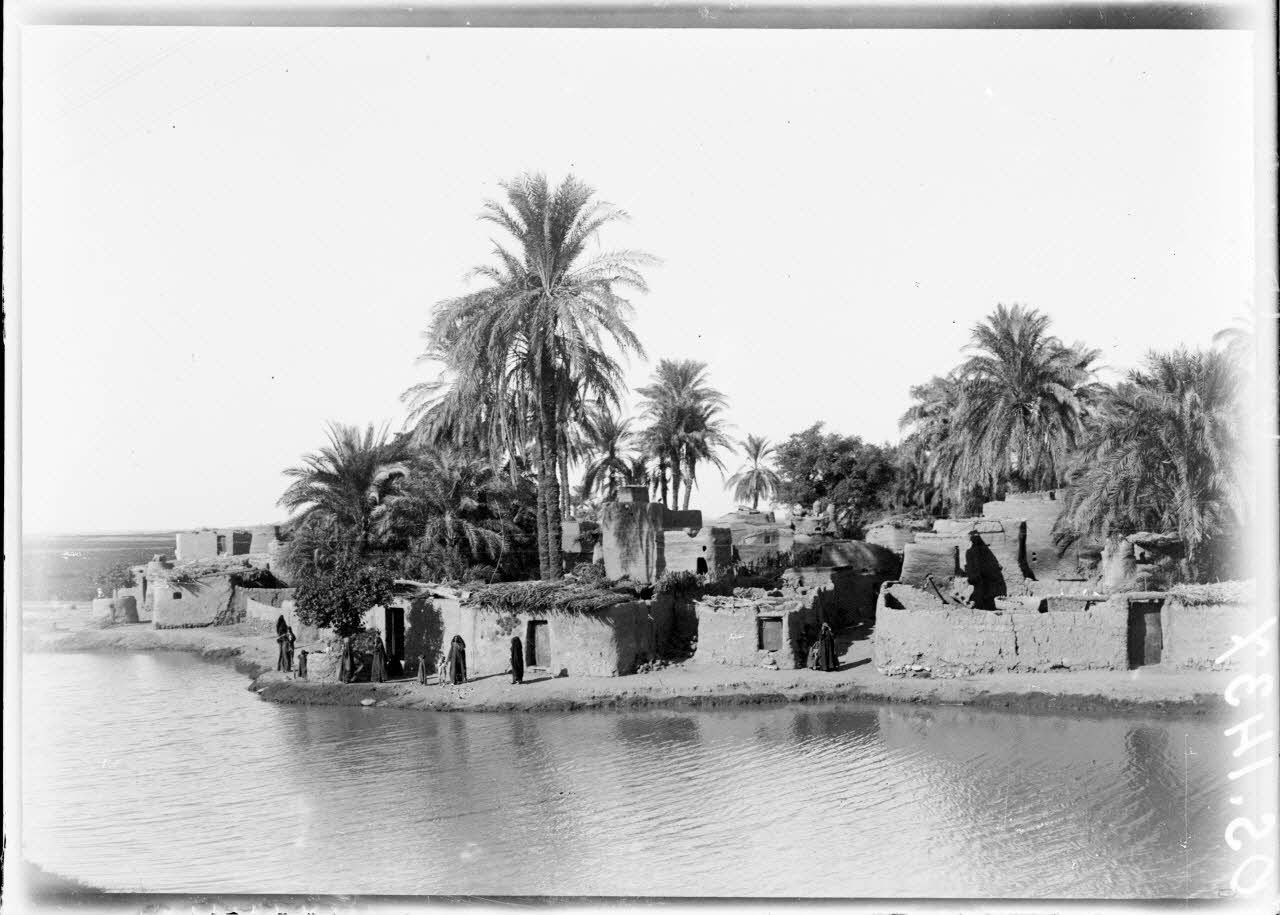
696;556;709;574
384;606;405;661
1127;600;1164;667
527;620;550;668
758;617;783;651
216;535;227;555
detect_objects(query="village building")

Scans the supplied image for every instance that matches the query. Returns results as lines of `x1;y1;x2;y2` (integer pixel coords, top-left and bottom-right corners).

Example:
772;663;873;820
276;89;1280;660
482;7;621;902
597;486;732;583
174;525;283;561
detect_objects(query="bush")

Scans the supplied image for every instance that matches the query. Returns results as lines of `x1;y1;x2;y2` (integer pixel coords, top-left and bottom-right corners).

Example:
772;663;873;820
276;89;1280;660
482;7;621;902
93;563;136;595
294;562;395;637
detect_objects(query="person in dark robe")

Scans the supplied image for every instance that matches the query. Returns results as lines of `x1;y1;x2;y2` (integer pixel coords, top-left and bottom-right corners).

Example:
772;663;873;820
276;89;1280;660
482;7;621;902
417;654;429;685
446;635;467;684
510;636;525;685
370;636;388;683
965;532;1001;611
284;627;296;672
817;622;839;671
296;649;308;679
338;637;355;684
275;617;290;672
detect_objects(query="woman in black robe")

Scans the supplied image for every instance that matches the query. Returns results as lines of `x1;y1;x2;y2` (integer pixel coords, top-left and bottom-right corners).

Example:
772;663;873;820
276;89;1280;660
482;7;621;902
284;627;296;672
370;636;388;683
510;636;525;685
817;622;839;672
338;637;355;684
296;649;308;679
446;635;467;684
275;615;290;672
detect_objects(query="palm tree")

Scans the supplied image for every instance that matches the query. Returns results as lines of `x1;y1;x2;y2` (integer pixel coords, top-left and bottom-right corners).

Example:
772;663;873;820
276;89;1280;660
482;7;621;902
636;359;729;510
372;447;512;579
898;373;965;513
947;304;1104;498
579;405;635;502
1057;348;1243;580
277;423;409;563
725;434;781;510
418;173;652;578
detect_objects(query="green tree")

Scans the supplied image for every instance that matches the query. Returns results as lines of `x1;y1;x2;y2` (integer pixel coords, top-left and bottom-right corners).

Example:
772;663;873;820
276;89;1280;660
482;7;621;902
1057;348;1244;580
417;173;651;579
773;422;898;536
294;561;395;638
725;434;781;510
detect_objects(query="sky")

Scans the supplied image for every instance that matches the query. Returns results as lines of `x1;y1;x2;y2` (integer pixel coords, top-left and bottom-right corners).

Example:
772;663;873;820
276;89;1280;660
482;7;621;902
19;27;1256;533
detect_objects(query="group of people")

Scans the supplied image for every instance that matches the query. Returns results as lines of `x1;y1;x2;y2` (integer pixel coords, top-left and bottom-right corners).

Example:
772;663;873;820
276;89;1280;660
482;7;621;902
410;634;528;687
275;615;309;678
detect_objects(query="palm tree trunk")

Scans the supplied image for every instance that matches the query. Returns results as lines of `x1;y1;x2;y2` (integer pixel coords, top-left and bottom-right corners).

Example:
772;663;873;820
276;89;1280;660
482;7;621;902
534;436;551;579
752;490;759;510
670;456;682;512
559;445;571;520
538;362;564;579
657;457;669;507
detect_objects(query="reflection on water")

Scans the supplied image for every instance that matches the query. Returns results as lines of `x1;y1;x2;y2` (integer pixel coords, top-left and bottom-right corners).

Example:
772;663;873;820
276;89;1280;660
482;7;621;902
22;652;1235;897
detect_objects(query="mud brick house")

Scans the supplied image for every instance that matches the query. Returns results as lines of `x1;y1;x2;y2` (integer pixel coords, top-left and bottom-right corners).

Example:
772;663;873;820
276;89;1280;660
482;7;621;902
598;486;732;584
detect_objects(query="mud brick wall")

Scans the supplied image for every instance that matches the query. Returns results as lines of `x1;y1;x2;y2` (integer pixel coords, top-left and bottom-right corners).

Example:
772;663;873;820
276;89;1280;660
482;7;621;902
900;538;959;587
663;526;733;576
599;501;666;583
983;493;1073;580
1161;601;1256;671
694;599;814;669
873;587;1127;674
152;574;235;628
865;524;915;554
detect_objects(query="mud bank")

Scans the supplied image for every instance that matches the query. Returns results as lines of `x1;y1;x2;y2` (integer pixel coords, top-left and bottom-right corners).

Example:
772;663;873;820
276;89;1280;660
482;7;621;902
28;623;1231;716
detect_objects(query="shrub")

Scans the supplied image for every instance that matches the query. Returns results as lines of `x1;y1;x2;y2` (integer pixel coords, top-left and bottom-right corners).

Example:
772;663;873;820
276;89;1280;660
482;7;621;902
294;562;395;637
93;563;136;595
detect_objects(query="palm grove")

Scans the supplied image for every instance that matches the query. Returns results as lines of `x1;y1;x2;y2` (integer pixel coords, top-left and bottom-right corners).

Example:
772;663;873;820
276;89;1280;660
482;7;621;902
276;173;1250;631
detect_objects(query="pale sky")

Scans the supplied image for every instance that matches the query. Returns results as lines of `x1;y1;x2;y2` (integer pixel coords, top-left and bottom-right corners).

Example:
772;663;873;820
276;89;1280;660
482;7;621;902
19;27;1255;533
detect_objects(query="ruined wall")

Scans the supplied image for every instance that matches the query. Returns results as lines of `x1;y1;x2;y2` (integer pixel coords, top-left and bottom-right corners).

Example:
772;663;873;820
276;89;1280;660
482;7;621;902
899;538;959;588
663;526;733;576
865;523;915;554
231;587;296;621
175;531;219;561
873;585;1128;674
819;540;901;576
1161;601;1256;671
152;574;235;628
599;501;666;582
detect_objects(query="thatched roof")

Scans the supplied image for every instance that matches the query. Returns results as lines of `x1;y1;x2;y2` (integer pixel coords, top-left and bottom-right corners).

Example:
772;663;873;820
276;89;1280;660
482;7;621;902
463;580;632;615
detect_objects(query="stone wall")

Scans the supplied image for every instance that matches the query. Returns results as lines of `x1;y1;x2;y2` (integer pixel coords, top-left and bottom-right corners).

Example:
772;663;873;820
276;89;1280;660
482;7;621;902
231;587;296;621
873;584;1128;674
1160;600;1256;671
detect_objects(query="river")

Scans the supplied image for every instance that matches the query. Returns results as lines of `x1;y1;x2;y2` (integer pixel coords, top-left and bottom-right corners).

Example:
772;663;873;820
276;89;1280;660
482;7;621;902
21;651;1236;897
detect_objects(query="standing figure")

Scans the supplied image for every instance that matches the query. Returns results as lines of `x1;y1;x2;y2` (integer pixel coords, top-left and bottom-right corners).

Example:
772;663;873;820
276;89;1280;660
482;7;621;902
445;635;468;685
965;531;1001;611
338;636;355;684
285;627;297;672
275;615;291;672
817;622;839;671
370;635;388;683
510;636;525;685
296;649;308;679
417;654;429;685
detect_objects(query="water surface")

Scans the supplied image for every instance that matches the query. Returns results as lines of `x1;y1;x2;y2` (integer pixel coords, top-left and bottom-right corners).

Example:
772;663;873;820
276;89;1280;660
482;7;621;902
22;652;1236;897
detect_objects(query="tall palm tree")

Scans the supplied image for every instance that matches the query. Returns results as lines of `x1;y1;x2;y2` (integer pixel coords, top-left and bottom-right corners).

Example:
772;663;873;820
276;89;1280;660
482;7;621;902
418;173;652;578
372;447;512;577
636;359;728;510
678;403;732;509
1057;348;1243;580
278;423;409;560
725;434;781;510
947;304;1104;498
898;373;965;514
579;405;635;502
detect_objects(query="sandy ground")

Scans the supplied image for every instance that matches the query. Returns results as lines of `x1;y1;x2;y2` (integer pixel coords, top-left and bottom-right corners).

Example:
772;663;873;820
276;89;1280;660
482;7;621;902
24;615;1231;716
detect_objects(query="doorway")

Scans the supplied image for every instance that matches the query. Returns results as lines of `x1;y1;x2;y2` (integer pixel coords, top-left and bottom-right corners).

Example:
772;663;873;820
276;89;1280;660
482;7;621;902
1127;600;1164;668
527;620;550;669
384;606;405;661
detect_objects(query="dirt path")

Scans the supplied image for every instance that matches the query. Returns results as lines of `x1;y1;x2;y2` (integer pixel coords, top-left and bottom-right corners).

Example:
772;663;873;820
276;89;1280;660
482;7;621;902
26;621;1231;716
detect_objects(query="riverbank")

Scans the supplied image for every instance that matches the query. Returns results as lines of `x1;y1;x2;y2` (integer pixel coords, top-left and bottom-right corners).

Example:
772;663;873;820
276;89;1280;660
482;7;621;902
25;619;1232;716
